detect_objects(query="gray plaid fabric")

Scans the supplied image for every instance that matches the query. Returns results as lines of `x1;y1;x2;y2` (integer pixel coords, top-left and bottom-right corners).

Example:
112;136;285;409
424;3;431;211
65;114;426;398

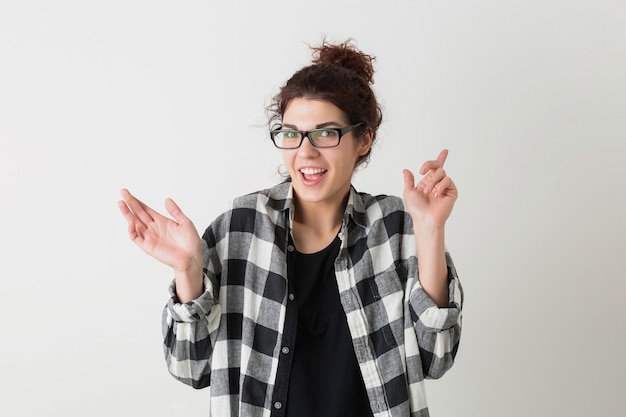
162;181;463;417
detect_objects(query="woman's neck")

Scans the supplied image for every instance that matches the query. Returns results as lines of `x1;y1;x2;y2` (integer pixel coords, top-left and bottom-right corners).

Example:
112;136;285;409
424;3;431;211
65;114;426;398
291;194;347;254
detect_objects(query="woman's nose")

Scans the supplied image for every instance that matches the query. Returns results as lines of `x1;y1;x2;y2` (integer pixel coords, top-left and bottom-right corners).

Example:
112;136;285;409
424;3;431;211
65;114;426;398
297;133;320;156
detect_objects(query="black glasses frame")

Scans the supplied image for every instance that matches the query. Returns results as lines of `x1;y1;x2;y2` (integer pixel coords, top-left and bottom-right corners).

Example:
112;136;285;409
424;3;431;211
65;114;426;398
270;122;364;149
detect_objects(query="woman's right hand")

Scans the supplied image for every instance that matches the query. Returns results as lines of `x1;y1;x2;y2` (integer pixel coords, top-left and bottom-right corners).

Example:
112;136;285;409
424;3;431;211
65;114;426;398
118;189;203;301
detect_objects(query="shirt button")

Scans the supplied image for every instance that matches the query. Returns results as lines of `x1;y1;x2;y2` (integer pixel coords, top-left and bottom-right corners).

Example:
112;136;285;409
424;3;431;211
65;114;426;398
281;346;290;354
274;402;283;410
288;293;295;301
287;245;295;252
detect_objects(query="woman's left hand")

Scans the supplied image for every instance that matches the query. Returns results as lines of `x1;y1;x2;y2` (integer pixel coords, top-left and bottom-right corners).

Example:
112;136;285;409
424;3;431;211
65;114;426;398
403;149;458;227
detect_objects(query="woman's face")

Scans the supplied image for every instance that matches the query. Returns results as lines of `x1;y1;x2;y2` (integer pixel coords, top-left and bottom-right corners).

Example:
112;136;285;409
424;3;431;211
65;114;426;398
281;98;371;212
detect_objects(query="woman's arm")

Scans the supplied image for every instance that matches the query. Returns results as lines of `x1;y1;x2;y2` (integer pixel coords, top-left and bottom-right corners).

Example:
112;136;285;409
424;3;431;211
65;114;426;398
162;265;221;389
119;189;218;387
402;149;458;307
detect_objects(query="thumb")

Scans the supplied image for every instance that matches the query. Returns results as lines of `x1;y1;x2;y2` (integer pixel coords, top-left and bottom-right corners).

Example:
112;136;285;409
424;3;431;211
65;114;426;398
402;169;415;193
164;198;189;224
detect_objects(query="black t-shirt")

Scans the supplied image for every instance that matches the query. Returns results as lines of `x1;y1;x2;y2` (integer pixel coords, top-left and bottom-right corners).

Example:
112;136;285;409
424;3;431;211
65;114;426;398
285;235;374;417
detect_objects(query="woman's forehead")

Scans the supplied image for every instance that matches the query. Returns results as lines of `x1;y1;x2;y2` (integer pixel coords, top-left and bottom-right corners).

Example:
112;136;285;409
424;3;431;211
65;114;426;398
282;98;349;127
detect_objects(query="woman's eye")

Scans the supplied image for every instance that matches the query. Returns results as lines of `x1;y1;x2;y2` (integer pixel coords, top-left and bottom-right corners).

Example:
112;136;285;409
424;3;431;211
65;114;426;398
285;131;299;138
318;129;334;137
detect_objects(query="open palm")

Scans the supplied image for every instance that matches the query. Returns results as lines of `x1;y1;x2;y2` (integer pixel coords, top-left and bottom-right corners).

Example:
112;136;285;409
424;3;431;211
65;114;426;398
118;189;202;272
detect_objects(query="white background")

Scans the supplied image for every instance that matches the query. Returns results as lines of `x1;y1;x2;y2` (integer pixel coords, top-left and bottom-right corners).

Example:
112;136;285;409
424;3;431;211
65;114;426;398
1;1;625;416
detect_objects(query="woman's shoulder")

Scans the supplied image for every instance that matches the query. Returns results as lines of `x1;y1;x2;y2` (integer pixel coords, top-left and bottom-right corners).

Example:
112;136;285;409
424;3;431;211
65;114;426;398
349;189;409;232
232;181;291;211
353;189;405;213
205;183;289;240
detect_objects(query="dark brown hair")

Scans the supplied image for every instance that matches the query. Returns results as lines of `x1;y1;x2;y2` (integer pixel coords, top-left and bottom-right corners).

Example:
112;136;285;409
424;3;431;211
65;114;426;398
268;39;383;167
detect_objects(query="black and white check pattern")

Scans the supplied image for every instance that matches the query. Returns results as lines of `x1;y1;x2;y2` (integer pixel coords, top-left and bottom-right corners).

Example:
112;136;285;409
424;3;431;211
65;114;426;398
163;181;463;417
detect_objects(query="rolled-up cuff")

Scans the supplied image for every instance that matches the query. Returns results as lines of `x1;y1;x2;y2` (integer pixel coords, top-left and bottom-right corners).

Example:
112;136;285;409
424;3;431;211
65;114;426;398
410;254;463;332
166;275;216;323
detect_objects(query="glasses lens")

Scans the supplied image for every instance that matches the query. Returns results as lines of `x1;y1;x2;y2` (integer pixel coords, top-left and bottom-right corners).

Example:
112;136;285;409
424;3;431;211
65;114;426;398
273;131;301;148
310;129;340;147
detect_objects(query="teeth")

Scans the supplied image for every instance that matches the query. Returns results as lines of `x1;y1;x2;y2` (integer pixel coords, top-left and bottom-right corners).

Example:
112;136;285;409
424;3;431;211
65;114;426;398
299;168;326;175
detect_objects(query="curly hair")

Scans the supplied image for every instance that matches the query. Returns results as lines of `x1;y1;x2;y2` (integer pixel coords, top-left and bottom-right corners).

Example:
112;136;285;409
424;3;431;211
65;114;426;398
268;39;383;168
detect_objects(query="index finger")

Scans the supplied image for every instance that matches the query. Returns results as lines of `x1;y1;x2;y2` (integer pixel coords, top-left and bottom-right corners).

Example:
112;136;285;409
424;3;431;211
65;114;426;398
419;149;450;175
437;149;449;165
120;188;156;224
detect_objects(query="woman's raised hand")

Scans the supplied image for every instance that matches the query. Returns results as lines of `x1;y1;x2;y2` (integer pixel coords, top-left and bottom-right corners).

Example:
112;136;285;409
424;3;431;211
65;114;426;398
402;149;458;228
118;189;202;274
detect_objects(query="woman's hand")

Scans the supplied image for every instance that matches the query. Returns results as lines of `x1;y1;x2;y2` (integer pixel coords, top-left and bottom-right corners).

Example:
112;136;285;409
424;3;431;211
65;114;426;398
402;149;458;228
118;189;202;275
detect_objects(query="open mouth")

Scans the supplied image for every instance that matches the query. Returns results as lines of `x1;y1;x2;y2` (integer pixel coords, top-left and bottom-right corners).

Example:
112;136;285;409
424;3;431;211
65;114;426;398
299;167;327;182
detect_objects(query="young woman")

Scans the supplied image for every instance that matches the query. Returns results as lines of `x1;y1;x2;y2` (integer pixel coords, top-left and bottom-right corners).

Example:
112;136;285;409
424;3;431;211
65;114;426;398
118;40;463;417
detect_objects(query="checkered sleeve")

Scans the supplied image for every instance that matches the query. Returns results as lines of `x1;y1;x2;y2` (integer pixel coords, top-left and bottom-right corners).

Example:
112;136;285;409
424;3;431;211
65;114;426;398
409;251;463;379
162;235;222;389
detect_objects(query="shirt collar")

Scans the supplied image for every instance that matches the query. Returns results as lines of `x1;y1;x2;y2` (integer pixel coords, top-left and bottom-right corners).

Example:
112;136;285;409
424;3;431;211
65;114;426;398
266;180;293;212
345;186;369;229
265;180;369;229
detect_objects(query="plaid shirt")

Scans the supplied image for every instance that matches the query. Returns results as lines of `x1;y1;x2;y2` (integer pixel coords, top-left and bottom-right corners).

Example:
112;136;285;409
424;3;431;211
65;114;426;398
162;181;463;417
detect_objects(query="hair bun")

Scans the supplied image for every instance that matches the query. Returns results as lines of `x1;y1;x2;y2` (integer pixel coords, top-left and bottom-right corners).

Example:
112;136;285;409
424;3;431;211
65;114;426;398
312;39;375;84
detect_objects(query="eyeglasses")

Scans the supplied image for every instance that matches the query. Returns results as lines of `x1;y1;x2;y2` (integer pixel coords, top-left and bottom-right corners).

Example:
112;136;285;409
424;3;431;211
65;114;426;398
270;122;364;149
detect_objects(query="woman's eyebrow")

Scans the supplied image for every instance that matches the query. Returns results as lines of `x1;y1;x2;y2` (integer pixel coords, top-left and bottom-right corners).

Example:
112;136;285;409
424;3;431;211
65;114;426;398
282;121;341;130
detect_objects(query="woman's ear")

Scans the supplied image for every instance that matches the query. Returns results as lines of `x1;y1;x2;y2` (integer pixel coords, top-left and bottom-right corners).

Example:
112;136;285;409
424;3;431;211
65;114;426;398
357;129;373;157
